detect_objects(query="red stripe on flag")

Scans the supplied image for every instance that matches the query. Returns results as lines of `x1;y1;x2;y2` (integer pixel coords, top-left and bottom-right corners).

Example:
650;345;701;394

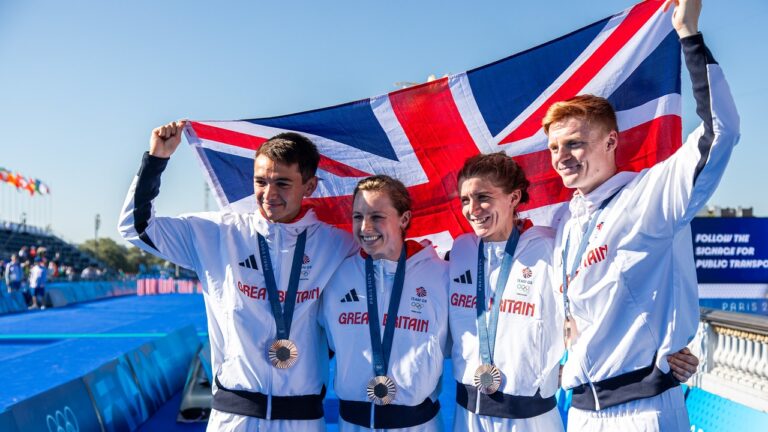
190;121;372;178
190;121;266;150
499;0;663;144
514;114;682;211
387;77;482;238
307;78;483;237
318;159;372;178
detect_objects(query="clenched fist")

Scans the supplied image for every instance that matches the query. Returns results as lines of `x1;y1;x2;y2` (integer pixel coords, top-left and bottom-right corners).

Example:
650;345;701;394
150;120;187;158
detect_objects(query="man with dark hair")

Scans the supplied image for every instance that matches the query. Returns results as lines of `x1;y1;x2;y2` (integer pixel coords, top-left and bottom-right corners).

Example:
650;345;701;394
119;121;356;431
544;0;738;430
4;254;23;294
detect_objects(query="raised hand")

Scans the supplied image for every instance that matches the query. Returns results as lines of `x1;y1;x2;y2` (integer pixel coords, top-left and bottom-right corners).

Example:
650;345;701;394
149;120;187;158
663;0;702;38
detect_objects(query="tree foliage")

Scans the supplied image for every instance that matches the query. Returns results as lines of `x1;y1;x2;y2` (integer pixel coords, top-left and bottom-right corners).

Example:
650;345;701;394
79;238;166;273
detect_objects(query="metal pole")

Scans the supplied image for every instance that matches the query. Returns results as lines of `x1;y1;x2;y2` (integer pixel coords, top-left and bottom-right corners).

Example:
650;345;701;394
94;213;101;257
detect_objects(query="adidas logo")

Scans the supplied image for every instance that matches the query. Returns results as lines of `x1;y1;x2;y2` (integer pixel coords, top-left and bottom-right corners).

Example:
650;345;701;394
341;288;360;303
453;270;473;284
238;254;259;270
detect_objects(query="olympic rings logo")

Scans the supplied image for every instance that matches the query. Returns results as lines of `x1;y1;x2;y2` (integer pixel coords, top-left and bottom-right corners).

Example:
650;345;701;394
46;406;79;432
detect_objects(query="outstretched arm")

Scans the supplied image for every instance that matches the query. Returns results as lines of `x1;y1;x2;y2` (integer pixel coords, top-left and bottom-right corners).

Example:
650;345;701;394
118;121;218;271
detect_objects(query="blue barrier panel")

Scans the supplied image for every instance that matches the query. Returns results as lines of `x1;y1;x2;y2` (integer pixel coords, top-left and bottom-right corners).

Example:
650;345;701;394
0;292;26;314
83;355;150;431
8;378;102;432
151;326;201;392
46;288;66;307
199;340;213;383
123;326;199;415
10;292;26;310
125;340;174;413
0;410;18;432
686;386;768;431
692;217;768;284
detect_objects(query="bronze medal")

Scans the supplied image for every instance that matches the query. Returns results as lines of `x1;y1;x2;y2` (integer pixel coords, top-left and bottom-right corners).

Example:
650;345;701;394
366;375;397;405
473;364;502;394
563;317;580;350
268;339;299;369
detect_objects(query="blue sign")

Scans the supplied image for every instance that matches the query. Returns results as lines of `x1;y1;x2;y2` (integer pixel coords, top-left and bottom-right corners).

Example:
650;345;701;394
691;218;768;284
699;298;768;316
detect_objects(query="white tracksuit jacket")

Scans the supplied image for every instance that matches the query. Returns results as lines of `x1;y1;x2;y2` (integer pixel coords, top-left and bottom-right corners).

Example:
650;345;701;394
118;153;356;430
449;226;564;431
553;33;739;410
320;241;449;431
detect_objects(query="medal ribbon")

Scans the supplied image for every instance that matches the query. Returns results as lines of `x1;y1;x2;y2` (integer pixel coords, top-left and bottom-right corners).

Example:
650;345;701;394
257;229;307;340
476;227;520;364
561;189;622;319
365;245;407;377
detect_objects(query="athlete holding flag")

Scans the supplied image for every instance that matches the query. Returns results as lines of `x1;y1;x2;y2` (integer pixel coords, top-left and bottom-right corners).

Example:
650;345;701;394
118;123;356;431
545;0;738;430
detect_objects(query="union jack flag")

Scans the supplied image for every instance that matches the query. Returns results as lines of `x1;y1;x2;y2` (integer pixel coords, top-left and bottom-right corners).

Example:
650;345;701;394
185;1;681;252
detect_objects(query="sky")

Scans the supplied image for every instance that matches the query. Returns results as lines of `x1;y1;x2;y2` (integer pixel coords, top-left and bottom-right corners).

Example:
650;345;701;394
1;0;766;246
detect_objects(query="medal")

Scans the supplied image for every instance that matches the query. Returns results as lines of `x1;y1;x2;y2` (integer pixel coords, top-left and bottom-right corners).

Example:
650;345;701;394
268;339;299;369
474;229;519;396
257;230;307;369
473;364;502;394
367;375;397;405
561;189;622;350
563;316;580;350
364;246;407;408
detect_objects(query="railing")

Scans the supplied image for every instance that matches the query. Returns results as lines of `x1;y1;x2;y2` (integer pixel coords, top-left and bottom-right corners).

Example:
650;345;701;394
689;308;768;412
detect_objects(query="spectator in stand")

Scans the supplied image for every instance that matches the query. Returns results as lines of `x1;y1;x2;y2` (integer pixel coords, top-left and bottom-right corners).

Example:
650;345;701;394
0;259;5;293
47;259;59;279
29;257;48;309
81;265;97;280
29;246;37;260
59;265;75;282
5;255;23;295
18;246;29;263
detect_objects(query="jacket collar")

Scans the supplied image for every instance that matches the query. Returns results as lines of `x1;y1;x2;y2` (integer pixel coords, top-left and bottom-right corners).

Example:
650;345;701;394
569;171;635;220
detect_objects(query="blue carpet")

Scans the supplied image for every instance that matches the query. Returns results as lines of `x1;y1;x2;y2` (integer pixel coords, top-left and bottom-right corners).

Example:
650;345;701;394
0;294;207;410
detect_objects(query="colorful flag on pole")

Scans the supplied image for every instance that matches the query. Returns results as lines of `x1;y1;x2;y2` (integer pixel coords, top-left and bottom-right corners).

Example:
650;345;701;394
185;0;681;251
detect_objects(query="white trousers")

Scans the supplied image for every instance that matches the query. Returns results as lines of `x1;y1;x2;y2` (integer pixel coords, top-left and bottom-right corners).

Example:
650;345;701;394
206;408;326;432
452;404;564;432
567;387;689;432
338;413;443;432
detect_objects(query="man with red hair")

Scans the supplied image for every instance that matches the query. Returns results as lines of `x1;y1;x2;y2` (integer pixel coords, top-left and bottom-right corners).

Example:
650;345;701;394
544;0;738;430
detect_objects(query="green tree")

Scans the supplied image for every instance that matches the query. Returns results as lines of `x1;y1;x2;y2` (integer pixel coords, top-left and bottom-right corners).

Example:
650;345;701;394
79;239;189;275
79;238;129;272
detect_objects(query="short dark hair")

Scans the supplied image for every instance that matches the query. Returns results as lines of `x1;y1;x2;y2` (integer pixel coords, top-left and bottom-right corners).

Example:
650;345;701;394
457;152;530;205
256;132;320;182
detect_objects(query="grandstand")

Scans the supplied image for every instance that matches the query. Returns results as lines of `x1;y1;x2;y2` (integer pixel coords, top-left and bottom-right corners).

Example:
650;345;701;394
0;222;104;272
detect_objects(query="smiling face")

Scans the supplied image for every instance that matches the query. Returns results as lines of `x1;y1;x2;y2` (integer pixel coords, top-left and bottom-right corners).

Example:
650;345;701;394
352;190;410;261
253;154;317;223
547;116;618;195
459;176;521;242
